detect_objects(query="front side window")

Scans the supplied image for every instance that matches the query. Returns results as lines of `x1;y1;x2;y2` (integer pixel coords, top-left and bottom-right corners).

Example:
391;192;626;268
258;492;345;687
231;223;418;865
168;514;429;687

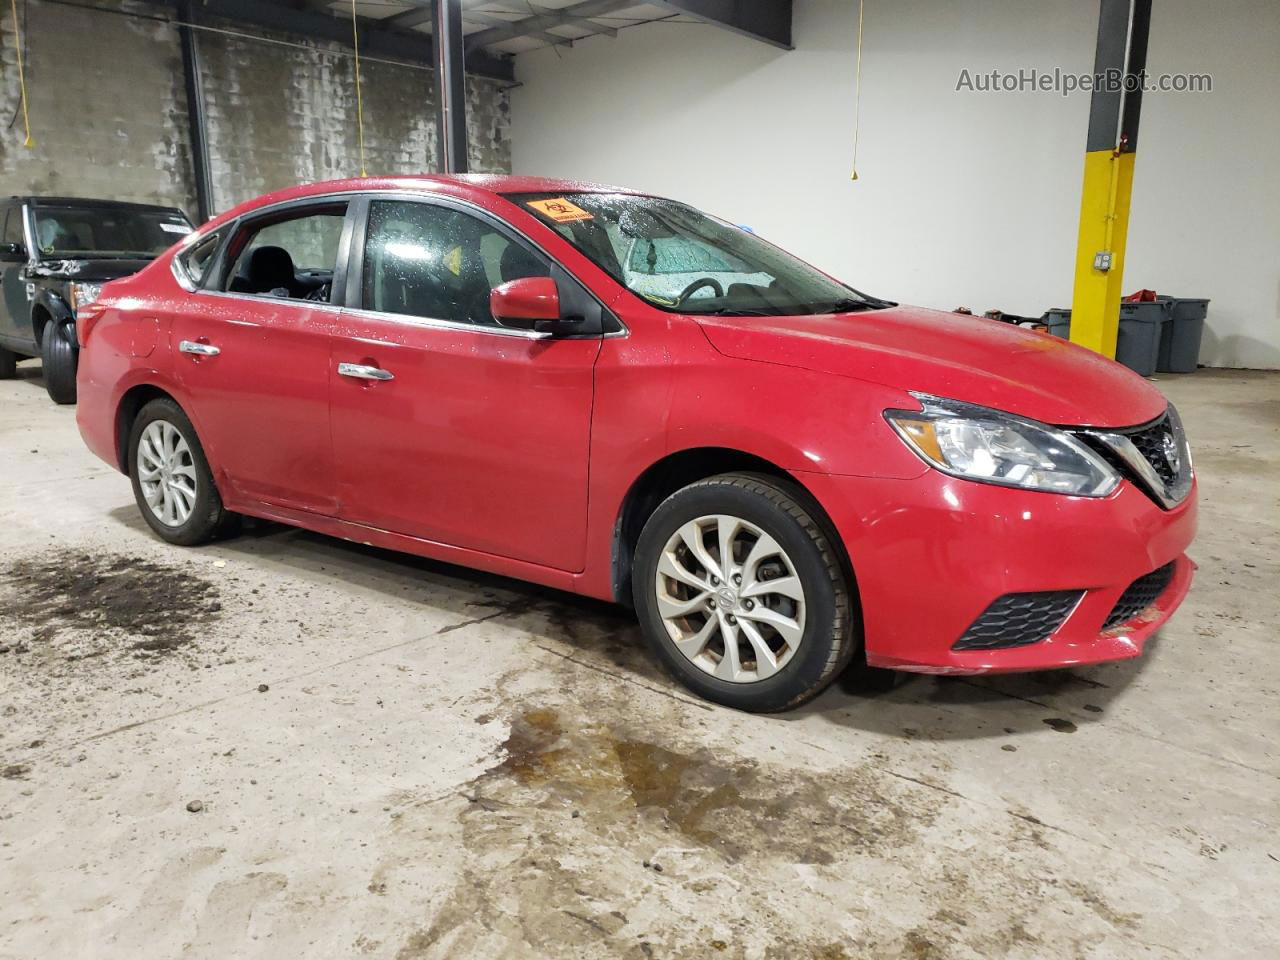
223;205;347;301
361;200;550;326
511;192;885;317
31;205;192;259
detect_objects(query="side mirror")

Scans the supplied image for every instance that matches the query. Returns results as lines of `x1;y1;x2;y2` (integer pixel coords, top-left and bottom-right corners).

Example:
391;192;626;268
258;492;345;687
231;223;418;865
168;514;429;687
489;276;563;327
0;241;26;262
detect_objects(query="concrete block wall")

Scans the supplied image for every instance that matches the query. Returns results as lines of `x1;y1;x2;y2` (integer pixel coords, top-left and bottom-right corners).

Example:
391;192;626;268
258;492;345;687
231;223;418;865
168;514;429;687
0;0;196;212
1;0;512;223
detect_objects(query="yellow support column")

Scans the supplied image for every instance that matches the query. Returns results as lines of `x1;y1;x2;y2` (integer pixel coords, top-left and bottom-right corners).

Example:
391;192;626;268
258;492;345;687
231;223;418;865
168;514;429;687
1069;0;1149;359
1070;149;1136;357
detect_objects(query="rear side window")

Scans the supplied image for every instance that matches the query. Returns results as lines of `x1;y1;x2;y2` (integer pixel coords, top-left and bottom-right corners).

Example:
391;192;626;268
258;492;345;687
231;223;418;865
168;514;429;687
222;204;347;302
177;233;220;288
2;206;24;247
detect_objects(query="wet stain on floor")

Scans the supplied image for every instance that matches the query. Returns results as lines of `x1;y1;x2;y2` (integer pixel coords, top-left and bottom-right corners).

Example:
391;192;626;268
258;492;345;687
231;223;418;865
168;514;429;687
390;702;1140;959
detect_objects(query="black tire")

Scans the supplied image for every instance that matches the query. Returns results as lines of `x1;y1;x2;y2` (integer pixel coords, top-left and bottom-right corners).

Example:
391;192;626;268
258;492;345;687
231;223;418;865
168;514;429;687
633;473;858;712
41;322;78;404
128;398;226;546
0;345;17;379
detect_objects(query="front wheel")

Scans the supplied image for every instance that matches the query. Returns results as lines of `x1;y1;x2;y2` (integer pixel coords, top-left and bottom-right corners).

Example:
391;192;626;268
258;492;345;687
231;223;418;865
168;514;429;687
633;473;858;712
0;345;17;379
41;323;78;404
128;398;227;546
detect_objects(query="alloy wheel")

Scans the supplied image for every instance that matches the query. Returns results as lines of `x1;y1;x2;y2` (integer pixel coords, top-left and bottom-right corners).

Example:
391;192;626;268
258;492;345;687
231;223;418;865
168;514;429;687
137;420;198;527
654;513;807;683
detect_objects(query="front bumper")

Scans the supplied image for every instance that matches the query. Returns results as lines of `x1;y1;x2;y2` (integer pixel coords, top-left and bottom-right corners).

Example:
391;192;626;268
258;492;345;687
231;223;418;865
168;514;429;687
798;469;1197;674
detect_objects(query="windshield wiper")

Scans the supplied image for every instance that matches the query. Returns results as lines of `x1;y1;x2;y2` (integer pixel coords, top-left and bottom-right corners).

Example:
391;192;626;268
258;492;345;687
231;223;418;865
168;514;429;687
818;296;893;314
694;306;788;317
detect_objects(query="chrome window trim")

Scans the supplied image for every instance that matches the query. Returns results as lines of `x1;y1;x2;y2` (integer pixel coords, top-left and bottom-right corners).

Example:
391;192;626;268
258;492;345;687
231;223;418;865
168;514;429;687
339;304;557;341
191;287;348;315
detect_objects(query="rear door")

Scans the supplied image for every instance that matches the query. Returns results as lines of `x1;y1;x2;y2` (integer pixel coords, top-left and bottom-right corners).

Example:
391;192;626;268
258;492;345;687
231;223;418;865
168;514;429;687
329;195;601;572
170;199;351;515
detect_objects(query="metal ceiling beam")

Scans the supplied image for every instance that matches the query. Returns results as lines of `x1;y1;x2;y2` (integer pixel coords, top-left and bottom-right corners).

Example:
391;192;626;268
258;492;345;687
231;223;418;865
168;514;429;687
649;0;792;50
388;2;578;48
466;10;576;50
464;0;631;51
167;0;514;81
384;1;436;30
516;2;617;40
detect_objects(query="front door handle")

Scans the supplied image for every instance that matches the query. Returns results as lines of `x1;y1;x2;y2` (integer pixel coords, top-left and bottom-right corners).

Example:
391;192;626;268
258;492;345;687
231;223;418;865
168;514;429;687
179;339;221;357
338;362;394;381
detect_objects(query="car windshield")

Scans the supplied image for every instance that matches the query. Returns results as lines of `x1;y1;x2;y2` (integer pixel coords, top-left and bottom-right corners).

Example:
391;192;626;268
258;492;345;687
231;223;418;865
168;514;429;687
31;205;193;259
509;191;888;316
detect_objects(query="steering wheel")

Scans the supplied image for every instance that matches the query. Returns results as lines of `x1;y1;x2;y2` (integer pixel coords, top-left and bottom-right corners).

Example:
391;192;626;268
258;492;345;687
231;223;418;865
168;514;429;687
676;277;724;305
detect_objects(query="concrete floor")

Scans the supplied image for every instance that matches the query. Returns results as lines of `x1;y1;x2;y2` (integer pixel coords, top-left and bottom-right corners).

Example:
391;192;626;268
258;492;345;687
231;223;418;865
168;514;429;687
0;362;1276;959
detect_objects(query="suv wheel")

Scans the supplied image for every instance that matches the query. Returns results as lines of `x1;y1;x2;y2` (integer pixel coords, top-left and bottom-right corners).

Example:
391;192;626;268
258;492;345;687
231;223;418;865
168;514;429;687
633;473;857;712
41;323;77;404
0;345;17;379
128;398;227;546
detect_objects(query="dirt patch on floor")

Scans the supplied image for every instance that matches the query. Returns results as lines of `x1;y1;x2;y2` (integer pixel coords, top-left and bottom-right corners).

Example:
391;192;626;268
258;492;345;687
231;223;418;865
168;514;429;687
0;549;224;657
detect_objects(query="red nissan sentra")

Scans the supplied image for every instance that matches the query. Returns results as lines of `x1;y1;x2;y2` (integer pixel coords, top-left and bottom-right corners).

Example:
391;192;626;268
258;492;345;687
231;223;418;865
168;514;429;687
75;176;1196;711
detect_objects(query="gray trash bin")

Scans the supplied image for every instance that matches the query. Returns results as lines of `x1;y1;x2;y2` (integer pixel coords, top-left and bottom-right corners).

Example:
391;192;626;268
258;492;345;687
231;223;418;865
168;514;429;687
1156;297;1209;373
1043;308;1071;339
1116;301;1170;377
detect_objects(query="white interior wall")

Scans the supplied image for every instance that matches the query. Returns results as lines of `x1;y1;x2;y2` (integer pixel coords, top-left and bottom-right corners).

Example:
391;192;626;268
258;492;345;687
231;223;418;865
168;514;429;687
512;0;1280;369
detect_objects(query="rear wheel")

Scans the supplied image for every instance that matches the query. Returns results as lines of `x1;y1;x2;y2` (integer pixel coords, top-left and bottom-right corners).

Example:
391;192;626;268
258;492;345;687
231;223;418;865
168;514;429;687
41;322;77;404
128;398;226;546
633;473;857;712
0;345;17;379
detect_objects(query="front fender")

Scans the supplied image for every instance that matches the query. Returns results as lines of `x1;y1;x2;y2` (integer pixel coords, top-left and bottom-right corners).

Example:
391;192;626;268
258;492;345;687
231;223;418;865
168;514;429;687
665;353;929;480
33;289;77;346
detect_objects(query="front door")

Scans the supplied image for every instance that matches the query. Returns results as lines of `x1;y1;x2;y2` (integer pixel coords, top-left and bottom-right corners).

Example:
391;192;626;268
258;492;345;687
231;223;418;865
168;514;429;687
330;197;600;572
0;204;33;350
171;201;350;515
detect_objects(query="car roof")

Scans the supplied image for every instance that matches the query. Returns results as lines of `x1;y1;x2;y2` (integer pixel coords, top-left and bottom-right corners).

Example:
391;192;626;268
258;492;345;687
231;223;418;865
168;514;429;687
212;174;645;222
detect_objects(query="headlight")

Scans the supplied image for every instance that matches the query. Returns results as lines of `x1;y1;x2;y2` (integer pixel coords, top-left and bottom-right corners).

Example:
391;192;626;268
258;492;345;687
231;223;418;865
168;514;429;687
885;394;1119;497
68;282;104;312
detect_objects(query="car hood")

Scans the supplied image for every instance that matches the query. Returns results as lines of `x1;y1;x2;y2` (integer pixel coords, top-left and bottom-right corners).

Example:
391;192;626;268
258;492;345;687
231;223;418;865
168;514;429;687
694;304;1167;429
29;258;153;282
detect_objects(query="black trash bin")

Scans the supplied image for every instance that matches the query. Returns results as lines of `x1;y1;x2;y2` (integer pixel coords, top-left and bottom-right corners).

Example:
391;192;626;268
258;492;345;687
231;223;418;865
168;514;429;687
1156;297;1210;373
1116;301;1170;377
1043;308;1071;339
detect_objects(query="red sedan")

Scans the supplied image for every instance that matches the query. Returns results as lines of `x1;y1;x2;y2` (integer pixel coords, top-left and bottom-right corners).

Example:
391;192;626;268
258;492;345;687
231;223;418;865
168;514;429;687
74;176;1196;711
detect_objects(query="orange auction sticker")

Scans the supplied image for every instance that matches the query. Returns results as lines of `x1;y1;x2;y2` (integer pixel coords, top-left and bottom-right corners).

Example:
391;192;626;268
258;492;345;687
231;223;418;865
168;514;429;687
525;198;594;223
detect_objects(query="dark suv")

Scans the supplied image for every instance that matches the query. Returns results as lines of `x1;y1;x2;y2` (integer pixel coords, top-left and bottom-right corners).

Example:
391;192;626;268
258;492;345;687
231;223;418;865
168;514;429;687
0;196;193;403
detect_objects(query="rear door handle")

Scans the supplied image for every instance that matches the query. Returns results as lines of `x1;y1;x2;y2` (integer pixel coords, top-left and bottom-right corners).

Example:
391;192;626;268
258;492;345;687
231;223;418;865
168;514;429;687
179;339;220;357
338;362;394;381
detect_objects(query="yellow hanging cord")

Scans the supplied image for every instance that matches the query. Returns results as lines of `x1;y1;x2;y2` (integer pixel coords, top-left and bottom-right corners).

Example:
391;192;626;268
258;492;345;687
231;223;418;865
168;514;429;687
850;0;864;181
350;0;367;176
9;0;34;148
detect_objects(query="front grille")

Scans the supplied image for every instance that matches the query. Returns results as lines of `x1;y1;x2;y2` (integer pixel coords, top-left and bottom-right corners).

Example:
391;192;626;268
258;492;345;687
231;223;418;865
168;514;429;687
1127;417;1178;487
1076;409;1190;509
1103;562;1176;630
953;590;1084;651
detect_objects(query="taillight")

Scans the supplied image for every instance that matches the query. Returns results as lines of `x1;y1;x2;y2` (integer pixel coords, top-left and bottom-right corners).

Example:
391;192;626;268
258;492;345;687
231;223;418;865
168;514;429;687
76;304;106;345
